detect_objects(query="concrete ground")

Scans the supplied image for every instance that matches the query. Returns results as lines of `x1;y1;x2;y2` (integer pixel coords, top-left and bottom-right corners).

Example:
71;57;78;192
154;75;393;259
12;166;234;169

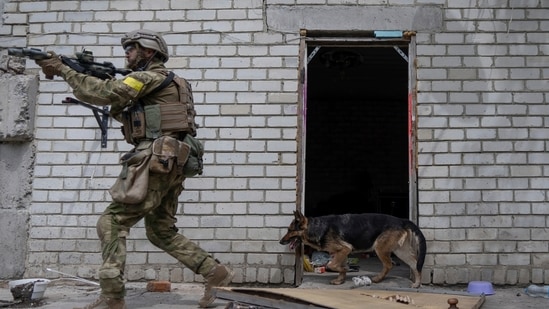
1;258;548;308
299;260;549;309
0;281;221;308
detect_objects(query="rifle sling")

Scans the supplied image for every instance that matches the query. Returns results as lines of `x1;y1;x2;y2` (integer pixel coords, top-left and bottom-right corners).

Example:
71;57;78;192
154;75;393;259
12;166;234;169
148;71;175;95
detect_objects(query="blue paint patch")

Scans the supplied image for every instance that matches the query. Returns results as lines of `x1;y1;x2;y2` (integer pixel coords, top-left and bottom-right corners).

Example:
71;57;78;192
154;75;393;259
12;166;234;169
374;30;403;38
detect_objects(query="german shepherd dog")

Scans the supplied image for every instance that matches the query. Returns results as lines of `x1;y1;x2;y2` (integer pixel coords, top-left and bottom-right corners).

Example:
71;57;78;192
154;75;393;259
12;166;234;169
280;210;426;288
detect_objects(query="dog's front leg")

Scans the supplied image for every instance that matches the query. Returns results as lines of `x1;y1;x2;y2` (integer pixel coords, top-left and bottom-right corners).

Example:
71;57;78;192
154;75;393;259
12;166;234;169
327;248;351;285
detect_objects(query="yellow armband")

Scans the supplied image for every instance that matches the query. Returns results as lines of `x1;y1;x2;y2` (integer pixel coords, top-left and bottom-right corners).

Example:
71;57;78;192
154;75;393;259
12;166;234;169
123;76;144;92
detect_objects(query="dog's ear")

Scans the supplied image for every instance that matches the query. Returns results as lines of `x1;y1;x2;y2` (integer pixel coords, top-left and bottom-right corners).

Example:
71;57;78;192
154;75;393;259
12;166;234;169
295;210;305;221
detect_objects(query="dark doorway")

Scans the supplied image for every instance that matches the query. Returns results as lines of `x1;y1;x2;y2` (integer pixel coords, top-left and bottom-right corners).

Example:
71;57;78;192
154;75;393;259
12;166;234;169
304;44;410;219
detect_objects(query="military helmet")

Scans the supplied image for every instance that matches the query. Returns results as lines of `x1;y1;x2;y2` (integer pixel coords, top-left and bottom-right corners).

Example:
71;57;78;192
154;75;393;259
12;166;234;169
121;29;169;62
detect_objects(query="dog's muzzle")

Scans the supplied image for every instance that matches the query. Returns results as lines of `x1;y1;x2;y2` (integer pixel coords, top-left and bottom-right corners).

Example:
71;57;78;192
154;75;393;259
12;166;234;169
280;237;300;250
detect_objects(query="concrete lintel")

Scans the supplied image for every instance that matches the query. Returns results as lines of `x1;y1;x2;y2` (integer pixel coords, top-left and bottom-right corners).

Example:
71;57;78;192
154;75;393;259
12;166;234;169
266;5;443;33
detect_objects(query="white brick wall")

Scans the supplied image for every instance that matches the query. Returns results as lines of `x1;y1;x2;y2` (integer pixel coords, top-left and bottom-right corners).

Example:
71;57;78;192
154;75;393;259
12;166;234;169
1;0;549;286
415;2;549;285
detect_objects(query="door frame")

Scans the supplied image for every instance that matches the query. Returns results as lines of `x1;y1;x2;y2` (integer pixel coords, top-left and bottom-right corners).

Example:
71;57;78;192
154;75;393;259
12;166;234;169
294;29;418;285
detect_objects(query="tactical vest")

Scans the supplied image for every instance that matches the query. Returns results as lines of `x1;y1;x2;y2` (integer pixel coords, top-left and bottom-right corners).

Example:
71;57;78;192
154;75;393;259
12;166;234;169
120;72;198;146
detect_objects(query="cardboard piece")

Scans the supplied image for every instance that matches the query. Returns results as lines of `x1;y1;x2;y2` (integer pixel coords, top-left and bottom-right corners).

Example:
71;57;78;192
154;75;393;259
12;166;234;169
215;287;485;309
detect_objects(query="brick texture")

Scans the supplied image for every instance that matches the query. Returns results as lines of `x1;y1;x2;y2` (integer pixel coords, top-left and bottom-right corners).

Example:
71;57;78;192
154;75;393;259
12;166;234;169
0;0;547;286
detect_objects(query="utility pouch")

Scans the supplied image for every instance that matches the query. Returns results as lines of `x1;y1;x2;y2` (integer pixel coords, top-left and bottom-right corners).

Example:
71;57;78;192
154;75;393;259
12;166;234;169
144;104;161;139
175;141;191;175
109;148;152;204
119;104;146;145
119;112;134;144
150;136;182;174
182;134;204;177
131;104;146;140
160;102;190;133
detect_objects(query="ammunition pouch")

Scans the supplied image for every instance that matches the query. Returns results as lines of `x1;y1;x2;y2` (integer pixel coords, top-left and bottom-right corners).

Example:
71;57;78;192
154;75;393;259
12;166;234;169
149;135;191;175
149;135;203;177
120;103;146;145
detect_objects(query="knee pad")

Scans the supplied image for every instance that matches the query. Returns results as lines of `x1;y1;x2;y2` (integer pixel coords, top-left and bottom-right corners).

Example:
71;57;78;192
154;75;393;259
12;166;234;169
96;214;112;240
99;268;125;297
99;268;121;280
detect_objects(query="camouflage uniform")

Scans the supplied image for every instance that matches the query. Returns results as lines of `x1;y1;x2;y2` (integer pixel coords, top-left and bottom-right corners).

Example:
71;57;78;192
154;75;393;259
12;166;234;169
96;166;218;299
36;30;232;309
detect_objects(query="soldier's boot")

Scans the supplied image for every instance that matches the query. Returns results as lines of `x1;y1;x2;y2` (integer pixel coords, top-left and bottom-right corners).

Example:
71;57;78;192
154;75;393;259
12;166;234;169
198;264;234;308
74;296;126;309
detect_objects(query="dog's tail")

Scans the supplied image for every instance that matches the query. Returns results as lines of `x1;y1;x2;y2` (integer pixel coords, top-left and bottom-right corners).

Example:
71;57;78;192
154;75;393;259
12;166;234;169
404;220;427;272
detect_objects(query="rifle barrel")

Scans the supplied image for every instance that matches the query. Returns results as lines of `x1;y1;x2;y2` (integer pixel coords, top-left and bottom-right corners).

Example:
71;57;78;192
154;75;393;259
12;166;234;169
8;47;51;60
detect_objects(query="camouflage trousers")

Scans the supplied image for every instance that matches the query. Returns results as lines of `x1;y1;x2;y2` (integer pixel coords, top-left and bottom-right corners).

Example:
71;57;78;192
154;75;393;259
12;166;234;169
96;166;217;299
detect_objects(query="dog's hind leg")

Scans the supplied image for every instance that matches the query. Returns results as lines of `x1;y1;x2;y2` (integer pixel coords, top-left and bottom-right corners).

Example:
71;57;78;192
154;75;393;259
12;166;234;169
393;232;422;288
327;247;352;285
371;230;404;284
372;248;394;284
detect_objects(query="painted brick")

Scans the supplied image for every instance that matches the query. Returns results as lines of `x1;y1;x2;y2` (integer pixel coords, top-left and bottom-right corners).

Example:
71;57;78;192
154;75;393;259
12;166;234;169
532;254;549;266
247;253;278;265
477;165;509;177
248;153;280;163
27;252;59;266
467;254;498;265
419;191;450;203
515;190;546;202
214;227;247;239
482;141;513;152
433;153;461;165
448;166;475;179
3;13;28;24
482;190;513;202
433;254;466;266
2;0;549;288
46;239;77;251
233;140;264;152
197;240;231;253
518;241;549;253
515;92;544;103
500;254;531;266
452;241;483;252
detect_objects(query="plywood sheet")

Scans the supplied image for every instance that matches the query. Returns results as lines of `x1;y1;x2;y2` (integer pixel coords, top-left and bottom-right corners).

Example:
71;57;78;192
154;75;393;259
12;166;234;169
215;287;485;309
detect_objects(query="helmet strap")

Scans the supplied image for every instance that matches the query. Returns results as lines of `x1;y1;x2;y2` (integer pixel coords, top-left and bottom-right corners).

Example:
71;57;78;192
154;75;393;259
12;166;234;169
136;50;158;71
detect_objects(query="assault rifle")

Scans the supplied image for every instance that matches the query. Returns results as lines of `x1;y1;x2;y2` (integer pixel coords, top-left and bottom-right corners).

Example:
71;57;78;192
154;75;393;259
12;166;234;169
8;47;131;80
7;47;129;148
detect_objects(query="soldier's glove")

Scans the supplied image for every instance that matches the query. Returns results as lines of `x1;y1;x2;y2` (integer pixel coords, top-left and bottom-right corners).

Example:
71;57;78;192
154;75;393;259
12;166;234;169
35;51;65;79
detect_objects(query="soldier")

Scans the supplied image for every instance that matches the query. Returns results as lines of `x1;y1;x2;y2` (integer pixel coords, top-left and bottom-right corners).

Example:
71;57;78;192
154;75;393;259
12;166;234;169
35;30;233;309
